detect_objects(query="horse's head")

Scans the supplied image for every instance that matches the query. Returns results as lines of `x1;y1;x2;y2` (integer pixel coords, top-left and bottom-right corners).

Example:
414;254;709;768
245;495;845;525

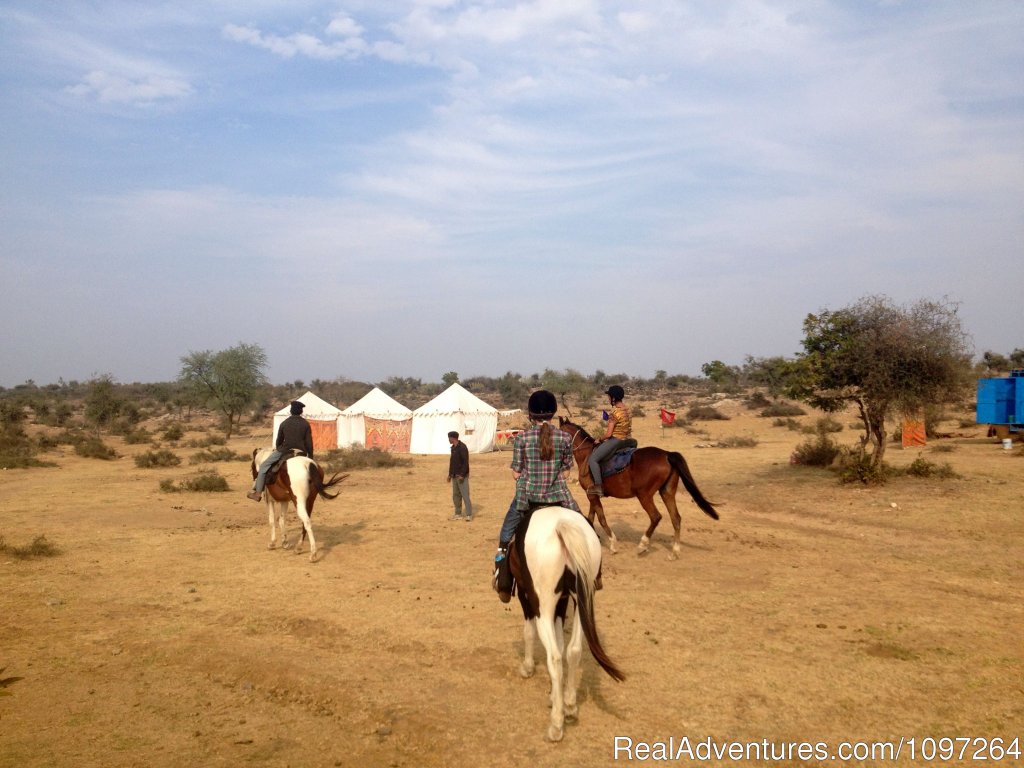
558;417;594;446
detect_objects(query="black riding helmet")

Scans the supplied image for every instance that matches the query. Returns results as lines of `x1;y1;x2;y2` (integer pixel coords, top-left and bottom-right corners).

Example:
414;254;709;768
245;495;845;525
605;385;625;401
527;389;558;419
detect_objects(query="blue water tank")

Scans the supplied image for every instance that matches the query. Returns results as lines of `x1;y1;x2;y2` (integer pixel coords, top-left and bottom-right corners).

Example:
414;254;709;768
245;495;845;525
976;373;1024;425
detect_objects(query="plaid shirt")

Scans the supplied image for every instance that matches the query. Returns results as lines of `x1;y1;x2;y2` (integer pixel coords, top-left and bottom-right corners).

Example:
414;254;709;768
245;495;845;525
510;424;581;512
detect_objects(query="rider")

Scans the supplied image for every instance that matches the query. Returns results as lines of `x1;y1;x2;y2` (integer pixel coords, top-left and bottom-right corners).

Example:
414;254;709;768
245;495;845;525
587;385;632;497
493;389;581;602
247;400;314;502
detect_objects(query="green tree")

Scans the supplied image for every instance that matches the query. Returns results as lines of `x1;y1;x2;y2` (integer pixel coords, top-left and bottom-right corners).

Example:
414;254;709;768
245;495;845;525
179;343;269;437
981;351;1010;375
787;295;971;477
84;375;124;433
442;371;460;386
701;360;739;387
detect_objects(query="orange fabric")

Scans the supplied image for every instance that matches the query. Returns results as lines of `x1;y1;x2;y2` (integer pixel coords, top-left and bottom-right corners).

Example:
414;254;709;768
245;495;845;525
364;416;412;452
901;418;926;448
309;420;338;452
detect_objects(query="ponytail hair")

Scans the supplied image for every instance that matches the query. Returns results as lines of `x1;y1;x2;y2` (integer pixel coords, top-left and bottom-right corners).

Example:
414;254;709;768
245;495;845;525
538;421;554;461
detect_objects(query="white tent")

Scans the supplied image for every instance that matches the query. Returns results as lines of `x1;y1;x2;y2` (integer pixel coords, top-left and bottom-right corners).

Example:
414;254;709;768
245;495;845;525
272;391;343;452
337;387;413;452
410;383;499;454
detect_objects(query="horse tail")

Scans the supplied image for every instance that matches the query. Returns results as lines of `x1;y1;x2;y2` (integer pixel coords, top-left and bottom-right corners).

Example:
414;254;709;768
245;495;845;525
309;463;349;500
556;518;625;683
250;448;259;480
667;452;719;520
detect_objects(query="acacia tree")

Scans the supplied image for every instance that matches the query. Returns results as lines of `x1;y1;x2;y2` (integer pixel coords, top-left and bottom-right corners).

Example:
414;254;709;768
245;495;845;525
179;343;268;437
787;296;972;475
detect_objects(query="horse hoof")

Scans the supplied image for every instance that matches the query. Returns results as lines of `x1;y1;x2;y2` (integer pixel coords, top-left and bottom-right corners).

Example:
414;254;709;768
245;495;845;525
564;705;579;722
546;724;564;742
519;662;535;679
267;543;275;551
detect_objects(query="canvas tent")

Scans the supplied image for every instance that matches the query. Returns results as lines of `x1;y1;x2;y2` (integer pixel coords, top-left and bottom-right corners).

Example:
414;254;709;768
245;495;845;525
272;391;343;452
410;383;499;454
337;387;413;452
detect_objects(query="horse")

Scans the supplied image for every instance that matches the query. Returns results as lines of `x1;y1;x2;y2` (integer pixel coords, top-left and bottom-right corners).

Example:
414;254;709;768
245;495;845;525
557;418;719;559
250;448;349;562
508;505;624;742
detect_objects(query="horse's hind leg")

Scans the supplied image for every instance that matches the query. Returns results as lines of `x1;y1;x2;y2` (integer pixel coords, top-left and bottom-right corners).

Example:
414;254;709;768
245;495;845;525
660;476;683;560
266;501;277;550
563;610;584;722
294;500;317;562
535;613;565;742
520;619;537;678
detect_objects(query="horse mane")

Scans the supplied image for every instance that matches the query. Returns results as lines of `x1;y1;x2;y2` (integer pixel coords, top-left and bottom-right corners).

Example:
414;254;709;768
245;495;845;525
559;418;595;444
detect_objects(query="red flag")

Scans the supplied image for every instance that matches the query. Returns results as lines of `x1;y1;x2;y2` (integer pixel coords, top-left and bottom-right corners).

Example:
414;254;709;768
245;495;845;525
660;408;676;425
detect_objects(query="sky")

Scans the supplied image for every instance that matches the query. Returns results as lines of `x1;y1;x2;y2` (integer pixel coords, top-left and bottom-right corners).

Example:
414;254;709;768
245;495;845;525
2;1;1022;388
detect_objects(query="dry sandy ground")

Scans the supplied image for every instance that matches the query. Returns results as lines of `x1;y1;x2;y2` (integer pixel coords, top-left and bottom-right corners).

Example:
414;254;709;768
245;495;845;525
1;402;1022;768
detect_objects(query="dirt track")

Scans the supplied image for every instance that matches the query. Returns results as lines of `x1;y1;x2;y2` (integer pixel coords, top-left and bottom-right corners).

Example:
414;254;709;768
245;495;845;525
2;402;1022;767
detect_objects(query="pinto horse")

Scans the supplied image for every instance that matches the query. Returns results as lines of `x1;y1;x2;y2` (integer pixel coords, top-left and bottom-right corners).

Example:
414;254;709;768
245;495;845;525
508;505;624;742
250;449;349;562
558;418;719;559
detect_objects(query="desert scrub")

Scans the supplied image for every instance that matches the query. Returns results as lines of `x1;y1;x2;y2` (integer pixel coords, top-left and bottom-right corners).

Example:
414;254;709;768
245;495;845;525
160;470;229;493
687;404;729;421
901;457;961;479
321;446;413;472
161;424;185;442
0;534;60;560
773;417;803;431
135;449;182;468
790;434;841;467
759;401;806;418
74;436;117;460
717;435;759;448
190;447;243;464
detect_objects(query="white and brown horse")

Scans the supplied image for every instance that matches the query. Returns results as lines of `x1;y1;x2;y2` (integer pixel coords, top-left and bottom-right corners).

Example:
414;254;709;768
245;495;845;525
250;449;348;562
508;505;624;742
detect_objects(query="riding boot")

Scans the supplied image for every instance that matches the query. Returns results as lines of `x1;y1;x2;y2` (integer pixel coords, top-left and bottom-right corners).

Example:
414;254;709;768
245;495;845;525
247;490;262;502
493;547;512;603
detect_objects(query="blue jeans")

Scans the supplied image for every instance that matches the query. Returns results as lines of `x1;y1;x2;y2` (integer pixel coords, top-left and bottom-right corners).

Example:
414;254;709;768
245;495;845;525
253;450;284;493
588;437;622;486
498;499;520;547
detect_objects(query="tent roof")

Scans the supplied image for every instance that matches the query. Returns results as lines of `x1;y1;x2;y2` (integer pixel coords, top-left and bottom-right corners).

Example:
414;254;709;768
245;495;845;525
341;387;412;418
413;382;498;415
274;390;342;418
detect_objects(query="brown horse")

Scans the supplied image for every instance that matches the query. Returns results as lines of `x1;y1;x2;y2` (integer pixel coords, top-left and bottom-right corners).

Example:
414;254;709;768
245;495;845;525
557;418;719;559
251;449;349;562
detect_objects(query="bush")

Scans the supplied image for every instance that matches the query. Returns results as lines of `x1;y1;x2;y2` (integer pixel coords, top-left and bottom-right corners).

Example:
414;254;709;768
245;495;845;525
162;424;185;442
74;437;117;460
760;402;806;418
790;434;841;467
135;449;182;468
687;404;729;421
161;470;230;493
0;534;61;560
746;391;772;409
321;446;413;472
190;447;243;464
814;416;844;434
187;435;226;448
773;417;803;431
717;435;759;448
902;457;960;479
123;428;153;445
837;453;890;485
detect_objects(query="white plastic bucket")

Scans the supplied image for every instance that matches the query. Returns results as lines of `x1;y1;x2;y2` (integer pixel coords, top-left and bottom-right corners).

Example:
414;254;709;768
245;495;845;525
1003;438;1013;450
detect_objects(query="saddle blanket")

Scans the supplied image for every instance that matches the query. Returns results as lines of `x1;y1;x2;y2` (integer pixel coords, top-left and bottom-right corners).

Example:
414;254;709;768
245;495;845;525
601;448;636;478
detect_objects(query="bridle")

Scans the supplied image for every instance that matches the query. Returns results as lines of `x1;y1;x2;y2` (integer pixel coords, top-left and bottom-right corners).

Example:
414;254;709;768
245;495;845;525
562;422;592;456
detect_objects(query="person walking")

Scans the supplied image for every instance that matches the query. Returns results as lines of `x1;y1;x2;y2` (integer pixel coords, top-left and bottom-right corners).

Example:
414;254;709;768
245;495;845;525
587;384;632;497
447;431;473;521
247;400;314;501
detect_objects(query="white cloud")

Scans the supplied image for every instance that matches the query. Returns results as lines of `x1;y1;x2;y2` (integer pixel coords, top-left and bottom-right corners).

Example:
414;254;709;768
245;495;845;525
66;69;192;104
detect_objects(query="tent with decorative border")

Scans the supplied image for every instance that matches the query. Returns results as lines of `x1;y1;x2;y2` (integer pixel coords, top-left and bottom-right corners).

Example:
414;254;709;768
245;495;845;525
337;387;413;452
271;391;343;453
410;383;499;454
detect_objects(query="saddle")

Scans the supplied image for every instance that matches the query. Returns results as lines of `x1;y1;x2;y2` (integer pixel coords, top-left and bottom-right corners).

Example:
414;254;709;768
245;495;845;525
266;449;307;485
599;438;638;478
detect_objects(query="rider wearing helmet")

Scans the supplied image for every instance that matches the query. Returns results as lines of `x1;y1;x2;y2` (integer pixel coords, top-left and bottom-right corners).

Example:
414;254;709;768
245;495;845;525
493;389;581;602
587;385;632;497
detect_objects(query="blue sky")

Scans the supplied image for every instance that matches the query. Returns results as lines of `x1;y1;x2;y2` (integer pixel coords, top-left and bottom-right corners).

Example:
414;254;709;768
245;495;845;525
2;1;1022;388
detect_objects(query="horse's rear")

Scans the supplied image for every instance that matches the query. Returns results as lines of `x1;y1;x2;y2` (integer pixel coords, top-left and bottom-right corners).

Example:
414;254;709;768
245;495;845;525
516;506;624;742
251;449;348;562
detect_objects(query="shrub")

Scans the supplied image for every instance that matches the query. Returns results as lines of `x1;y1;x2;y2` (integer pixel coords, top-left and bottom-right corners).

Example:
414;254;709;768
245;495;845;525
760;402;806;418
814;416;844;434
135;449;182;468
687;404;729;421
161;470;230;493
718;435;758;448
190;447;243;464
74;437;117;460
321;446;413;472
746;391;772;409
837;453;890;485
772;417;802;431
903;457;960;479
187;435;226;448
0;534;61;559
162;424;185;442
790;434;841;467
123;428;153;445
